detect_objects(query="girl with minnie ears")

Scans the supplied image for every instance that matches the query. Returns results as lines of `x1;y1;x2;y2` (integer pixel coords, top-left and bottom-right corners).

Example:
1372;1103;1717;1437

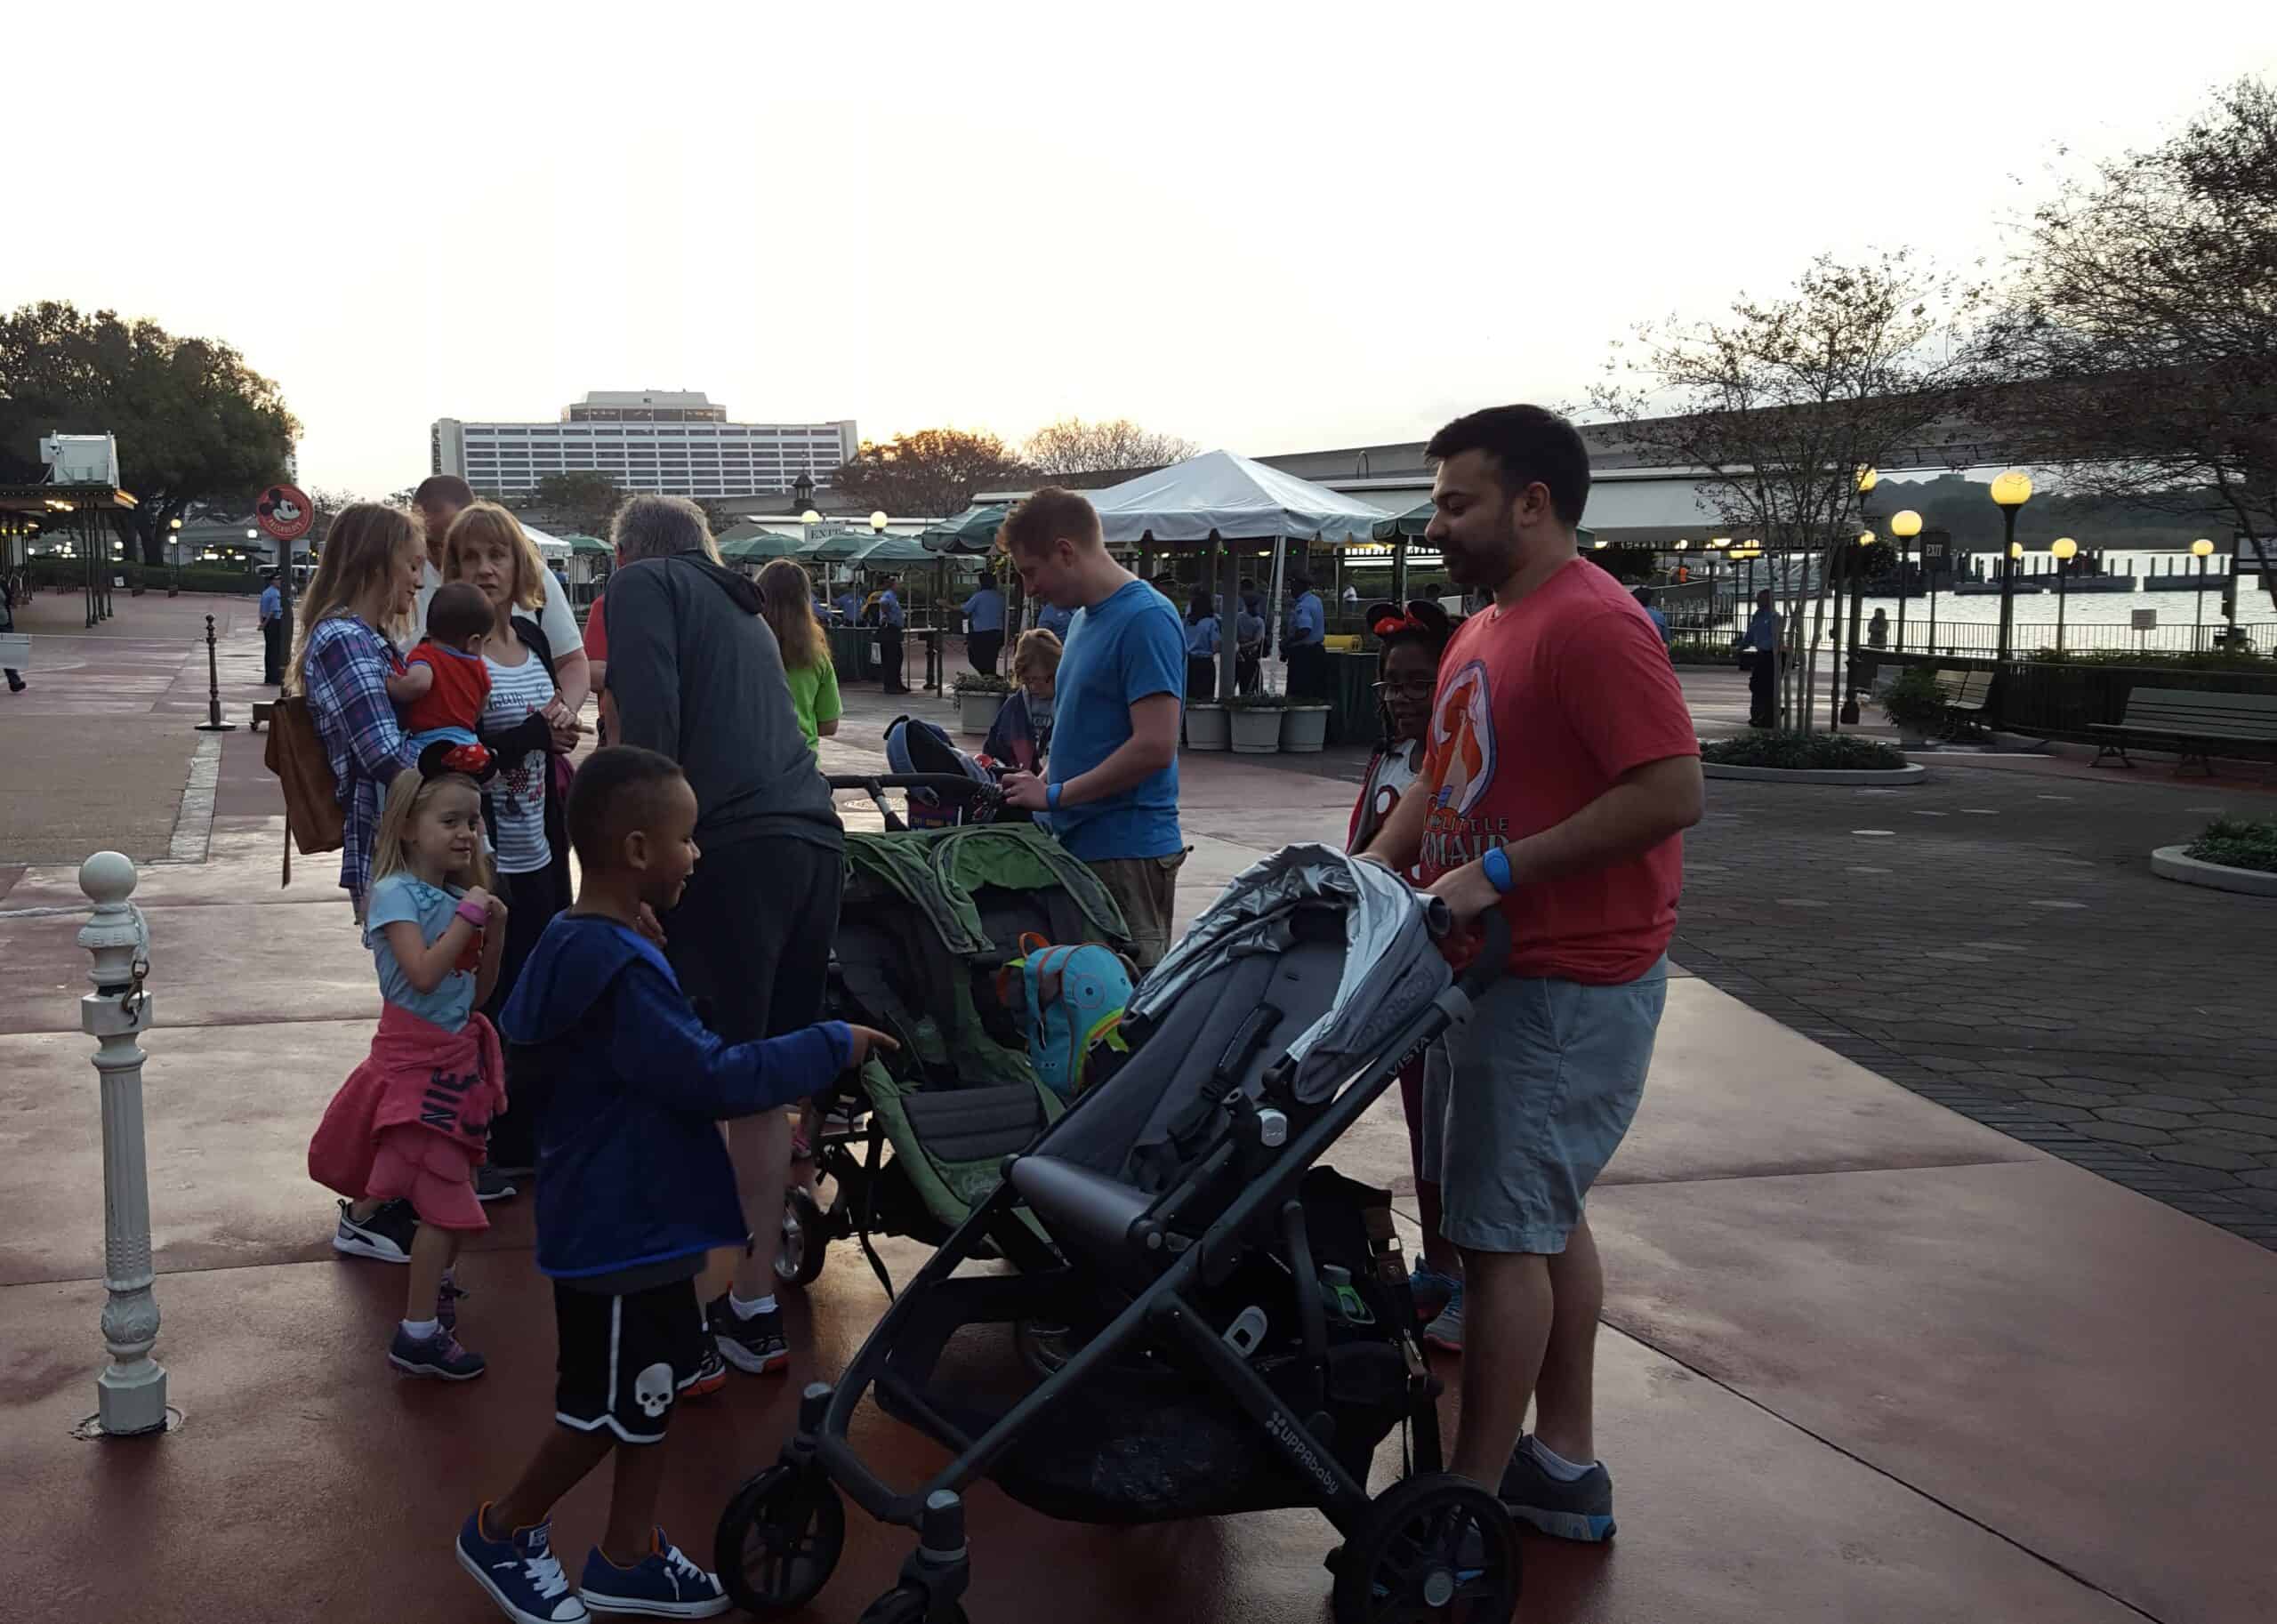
1345;599;1468;1343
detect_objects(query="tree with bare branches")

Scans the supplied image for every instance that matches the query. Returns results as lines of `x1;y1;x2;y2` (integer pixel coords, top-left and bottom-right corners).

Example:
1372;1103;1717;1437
1972;76;2277;615
1023;417;1196;478
1590;251;1982;730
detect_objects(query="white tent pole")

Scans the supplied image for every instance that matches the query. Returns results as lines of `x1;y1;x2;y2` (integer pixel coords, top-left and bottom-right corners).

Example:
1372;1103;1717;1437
1267;535;1288;692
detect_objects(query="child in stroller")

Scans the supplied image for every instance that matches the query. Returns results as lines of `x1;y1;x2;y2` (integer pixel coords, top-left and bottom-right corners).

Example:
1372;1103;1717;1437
717;844;1521;1624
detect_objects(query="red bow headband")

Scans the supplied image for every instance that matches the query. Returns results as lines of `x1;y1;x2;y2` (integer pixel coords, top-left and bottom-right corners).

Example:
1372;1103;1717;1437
1372;611;1425;638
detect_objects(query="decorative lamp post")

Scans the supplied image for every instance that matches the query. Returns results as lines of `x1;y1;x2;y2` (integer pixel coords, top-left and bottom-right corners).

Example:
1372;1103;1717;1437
167;518;183;596
1838;530;1874;727
2191;538;2215;649
1989;471;2032;666
245;527;260;578
1890;509;1922;654
2049;537;2078;655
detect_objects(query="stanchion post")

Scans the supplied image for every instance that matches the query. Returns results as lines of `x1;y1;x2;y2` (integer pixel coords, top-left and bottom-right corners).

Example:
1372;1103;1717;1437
195;613;236;733
78;851;170;1438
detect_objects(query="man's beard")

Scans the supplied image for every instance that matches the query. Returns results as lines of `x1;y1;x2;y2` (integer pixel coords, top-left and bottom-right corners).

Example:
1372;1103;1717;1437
1443;514;1517;589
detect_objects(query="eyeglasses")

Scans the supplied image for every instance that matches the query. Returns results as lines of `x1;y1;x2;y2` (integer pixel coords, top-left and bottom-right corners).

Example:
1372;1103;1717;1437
1372;678;1436;699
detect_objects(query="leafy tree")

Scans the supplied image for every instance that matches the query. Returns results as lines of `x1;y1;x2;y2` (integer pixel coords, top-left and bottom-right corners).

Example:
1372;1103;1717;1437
1591;251;1982;730
0;300;299;566
830;427;1029;518
1024;417;1196;477
1972;76;2277;610
527;470;624;537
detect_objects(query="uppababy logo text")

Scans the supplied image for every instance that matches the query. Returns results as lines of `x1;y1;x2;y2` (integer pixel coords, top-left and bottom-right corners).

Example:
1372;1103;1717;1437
1265;1410;1343;1498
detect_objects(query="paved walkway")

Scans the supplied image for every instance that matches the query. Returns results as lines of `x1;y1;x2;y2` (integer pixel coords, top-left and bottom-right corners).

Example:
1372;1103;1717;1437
3;607;2274;1622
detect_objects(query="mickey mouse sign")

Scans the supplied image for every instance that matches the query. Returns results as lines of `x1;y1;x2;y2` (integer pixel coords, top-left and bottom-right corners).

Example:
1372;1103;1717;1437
255;484;314;543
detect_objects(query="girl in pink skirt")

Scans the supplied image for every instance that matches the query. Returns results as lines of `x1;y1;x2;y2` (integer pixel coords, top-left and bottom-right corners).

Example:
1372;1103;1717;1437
310;754;508;1379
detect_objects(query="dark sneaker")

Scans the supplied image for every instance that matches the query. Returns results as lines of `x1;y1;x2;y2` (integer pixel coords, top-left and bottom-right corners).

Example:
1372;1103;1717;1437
390;1323;487;1381
1500;1438;1616;1542
438;1277;470;1336
707;1296;788;1375
1423;1281;1464;1354
676;1345;728;1400
458;1507;589;1623
332;1197;417;1263
578;1529;729;1618
476;1165;519;1203
1409;1263;1460;1323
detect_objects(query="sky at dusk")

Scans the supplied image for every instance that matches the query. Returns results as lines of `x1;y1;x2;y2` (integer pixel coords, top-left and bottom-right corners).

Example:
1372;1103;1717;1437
11;1;2276;496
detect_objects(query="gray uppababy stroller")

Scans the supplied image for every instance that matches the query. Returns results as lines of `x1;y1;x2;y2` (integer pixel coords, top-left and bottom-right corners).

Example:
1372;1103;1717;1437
713;844;1519;1624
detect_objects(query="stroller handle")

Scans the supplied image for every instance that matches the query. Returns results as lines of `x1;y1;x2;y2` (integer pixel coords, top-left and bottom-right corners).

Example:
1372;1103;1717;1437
826;773;999;801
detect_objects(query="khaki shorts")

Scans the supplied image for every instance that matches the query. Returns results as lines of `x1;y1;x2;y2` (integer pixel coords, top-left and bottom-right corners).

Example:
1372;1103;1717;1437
1086;851;1188;972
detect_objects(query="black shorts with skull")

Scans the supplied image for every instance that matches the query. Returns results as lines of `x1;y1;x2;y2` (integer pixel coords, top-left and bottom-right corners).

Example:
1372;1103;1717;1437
552;1275;707;1444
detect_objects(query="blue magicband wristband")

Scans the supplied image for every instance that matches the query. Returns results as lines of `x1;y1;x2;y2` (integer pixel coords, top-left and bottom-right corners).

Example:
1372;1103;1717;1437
1481;846;1514;894
1047;783;1064;811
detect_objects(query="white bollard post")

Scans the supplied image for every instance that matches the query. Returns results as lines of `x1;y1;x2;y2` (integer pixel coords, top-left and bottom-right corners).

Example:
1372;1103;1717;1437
77;849;169;1437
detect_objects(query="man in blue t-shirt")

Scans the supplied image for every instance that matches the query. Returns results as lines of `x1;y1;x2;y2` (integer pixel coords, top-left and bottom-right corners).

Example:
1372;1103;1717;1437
874;574;908;694
1036;599;1075;641
963;578;1007;675
833;585;860;625
1283;570;1327;701
996;487;1187;969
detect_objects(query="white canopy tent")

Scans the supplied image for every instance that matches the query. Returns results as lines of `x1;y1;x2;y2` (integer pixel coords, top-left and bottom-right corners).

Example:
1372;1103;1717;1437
1084;450;1393;699
517;520;574;562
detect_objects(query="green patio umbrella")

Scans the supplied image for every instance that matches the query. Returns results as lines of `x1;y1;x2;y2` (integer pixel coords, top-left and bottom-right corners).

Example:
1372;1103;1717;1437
562;533;612;555
920;504;1010;555
848;533;943;565
716;527;811;563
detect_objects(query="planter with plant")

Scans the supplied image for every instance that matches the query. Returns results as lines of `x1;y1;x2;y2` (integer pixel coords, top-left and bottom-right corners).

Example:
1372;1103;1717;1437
952;671;1012;736
1878;664;1955;745
1185;700;1229;752
1698;731;1922;783
2152;817;2277;897
1227;692;1287;754
1280;700;1331;752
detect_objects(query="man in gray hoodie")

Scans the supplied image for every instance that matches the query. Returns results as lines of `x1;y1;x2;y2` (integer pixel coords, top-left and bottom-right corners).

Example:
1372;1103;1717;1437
603;494;843;1379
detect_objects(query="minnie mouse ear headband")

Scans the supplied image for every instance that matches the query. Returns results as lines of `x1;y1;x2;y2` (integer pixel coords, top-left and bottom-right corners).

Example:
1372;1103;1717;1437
1365;599;1453;640
417;739;498;784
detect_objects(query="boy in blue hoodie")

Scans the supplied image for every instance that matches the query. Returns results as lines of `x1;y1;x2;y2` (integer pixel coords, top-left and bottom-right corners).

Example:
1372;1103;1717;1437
457;746;891;1624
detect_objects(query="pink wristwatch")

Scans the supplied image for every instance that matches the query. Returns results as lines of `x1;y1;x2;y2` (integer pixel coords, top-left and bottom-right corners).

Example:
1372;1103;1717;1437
454;898;487;929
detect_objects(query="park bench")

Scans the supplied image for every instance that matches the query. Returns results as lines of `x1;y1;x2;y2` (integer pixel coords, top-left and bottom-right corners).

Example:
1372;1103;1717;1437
1932;667;1994;729
2090;687;2277;777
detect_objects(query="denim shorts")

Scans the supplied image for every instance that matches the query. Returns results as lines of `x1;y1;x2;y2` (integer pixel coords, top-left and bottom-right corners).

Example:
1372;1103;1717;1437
1428;957;1668;1255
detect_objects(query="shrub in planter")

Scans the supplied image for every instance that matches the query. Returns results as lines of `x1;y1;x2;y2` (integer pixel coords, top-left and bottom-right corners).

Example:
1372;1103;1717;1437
951;671;1011;736
1227;692;1287;754
2184;817;2277;875
1879;665;1953;742
1280;701;1331;752
1699;732;1908;771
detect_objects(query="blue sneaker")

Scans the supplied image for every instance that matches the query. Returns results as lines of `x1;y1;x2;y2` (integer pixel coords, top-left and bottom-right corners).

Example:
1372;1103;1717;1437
578;1529;730;1618
1409;1263;1460;1323
457;1507;589;1623
389;1323;486;1380
1500;1436;1617;1542
1423;1280;1464;1354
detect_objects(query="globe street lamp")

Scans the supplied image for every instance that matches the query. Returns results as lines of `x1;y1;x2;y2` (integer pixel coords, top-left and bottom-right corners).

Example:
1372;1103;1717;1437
2191;538;2215;648
1989;471;2032;667
2049;537;2078;655
1890;509;1922;654
168;517;184;596
1839;529;1875;727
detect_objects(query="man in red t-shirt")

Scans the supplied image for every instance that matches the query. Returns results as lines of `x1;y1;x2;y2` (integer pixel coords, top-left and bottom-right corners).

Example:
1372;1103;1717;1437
1363;405;1702;1541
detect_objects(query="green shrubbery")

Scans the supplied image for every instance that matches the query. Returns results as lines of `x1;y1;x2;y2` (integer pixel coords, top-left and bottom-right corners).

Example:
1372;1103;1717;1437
1701;732;1909;770
2184;818;2277;874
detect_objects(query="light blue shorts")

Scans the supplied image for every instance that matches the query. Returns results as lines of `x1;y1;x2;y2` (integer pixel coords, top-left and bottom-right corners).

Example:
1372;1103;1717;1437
1428;957;1668;1255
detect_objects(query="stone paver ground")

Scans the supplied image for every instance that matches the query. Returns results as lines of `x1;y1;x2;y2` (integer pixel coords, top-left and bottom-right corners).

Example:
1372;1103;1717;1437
1671;760;2277;1247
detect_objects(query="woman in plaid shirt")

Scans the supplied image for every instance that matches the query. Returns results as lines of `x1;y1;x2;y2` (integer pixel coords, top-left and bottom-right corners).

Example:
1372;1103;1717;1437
293;506;430;915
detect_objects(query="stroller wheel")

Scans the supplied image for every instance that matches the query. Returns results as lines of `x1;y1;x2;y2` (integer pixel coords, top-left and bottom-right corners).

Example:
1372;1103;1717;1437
714;1462;846;1616
857;1584;969;1624
775;1187;829;1289
1332;1474;1517;1624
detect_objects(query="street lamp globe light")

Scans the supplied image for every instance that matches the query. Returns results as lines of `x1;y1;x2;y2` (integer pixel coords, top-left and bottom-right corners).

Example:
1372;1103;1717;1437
2190;539;2216;647
869;510;889;534
1855;466;1879;496
800;509;823;527
1890;511;1922;539
2050;537;2078;562
1988;473;2032;667
2191;538;2214;559
2050;537;2079;653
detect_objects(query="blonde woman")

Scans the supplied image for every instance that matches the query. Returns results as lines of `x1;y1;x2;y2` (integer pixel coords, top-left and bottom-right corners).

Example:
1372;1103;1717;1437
293;502;430;1265
443;502;583;1184
757;559;841;758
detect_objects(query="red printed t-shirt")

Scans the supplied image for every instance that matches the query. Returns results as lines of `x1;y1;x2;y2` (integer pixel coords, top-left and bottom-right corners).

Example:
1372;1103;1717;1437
1417;558;1699;984
400;640;493;736
583;592;608;663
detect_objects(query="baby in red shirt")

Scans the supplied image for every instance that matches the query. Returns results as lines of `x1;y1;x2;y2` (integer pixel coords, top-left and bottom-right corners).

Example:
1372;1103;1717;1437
390;581;495;765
